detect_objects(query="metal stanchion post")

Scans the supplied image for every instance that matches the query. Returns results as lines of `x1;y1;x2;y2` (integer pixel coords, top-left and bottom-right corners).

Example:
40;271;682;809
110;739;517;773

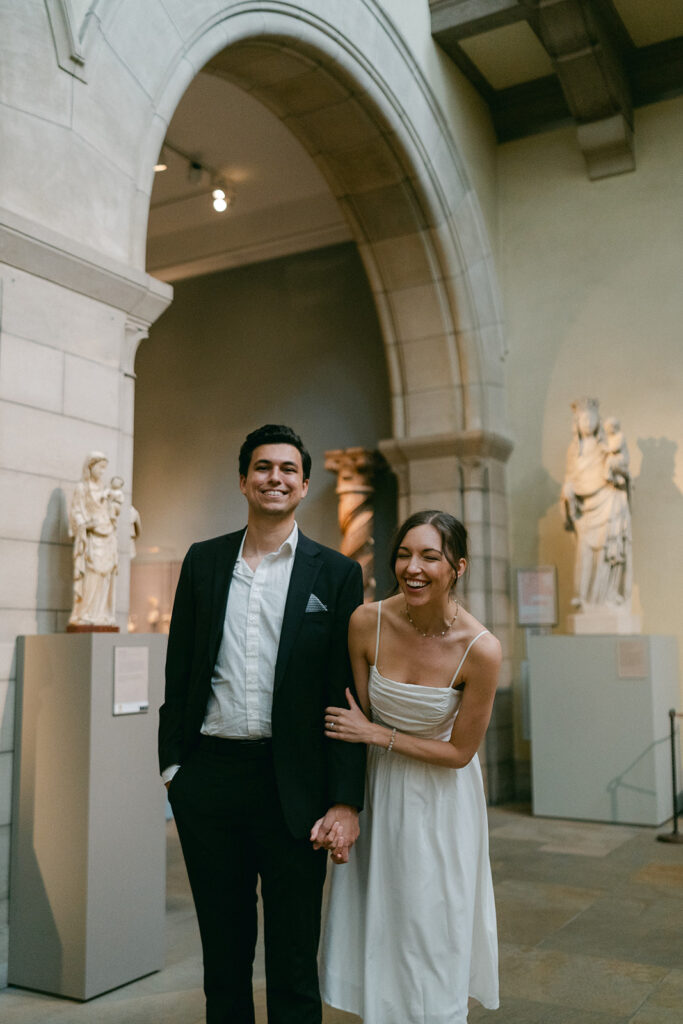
657;708;683;845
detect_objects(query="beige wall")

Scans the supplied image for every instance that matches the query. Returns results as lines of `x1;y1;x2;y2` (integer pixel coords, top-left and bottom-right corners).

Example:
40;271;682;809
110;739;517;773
500;96;683;756
379;0;499;251
133;242;392;562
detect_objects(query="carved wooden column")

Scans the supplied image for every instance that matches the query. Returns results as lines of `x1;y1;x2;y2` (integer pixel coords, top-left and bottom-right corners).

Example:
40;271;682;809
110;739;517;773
325;447;387;602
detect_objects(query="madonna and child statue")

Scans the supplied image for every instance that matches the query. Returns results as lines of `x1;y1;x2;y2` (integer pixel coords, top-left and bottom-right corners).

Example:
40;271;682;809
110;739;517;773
561;398;641;634
67;451;121;631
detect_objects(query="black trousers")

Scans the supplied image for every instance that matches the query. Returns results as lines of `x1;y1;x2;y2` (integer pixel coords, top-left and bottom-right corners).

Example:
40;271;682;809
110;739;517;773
168;736;328;1024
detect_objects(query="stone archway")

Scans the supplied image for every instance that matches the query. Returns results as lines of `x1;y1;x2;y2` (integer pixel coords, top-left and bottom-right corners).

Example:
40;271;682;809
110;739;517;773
130;2;514;796
4;0;513;796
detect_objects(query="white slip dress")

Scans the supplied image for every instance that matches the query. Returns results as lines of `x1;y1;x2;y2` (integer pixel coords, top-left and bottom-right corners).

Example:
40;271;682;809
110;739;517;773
320;602;499;1024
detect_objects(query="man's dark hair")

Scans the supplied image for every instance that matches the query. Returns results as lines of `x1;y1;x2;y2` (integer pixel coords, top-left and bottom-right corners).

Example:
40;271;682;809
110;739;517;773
239;424;312;480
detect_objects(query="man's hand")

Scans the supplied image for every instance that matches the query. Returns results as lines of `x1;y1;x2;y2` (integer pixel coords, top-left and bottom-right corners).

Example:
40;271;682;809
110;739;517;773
310;804;359;864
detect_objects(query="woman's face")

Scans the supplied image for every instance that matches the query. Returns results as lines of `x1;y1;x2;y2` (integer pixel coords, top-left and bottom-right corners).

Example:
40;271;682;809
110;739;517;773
577;409;597;437
90;459;107;483
394;524;463;606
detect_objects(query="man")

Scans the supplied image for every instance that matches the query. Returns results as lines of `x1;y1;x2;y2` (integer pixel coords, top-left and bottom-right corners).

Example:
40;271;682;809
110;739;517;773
159;424;366;1024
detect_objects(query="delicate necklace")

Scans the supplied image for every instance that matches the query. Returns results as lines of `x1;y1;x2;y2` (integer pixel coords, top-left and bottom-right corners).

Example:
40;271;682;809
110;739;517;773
405;601;459;639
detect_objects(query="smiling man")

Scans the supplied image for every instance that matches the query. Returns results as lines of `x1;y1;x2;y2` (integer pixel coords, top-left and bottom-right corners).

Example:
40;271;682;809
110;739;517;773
158;424;366;1024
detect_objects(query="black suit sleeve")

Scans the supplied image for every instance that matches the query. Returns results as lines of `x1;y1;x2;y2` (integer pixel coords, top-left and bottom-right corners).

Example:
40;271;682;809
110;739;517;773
324;559;366;810
158;543;196;773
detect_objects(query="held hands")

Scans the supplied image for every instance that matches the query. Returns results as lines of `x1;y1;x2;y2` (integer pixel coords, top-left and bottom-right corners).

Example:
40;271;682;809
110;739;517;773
325;688;374;744
309;690;367;864
310;804;360;864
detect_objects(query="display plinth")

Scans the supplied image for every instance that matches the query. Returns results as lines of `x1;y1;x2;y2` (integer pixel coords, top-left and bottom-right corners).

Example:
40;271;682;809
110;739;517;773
9;633;168;1000
528;634;679;826
567;607;641;634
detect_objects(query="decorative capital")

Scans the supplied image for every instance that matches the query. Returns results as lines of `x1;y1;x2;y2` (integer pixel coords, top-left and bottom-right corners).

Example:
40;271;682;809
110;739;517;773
325;447;387;493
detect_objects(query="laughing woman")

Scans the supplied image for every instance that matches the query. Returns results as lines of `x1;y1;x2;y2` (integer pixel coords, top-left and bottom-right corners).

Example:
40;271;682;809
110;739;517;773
319;510;500;1024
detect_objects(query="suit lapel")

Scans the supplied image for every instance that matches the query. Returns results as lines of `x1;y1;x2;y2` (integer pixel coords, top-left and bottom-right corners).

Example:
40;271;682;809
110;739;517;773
208;529;244;667
273;533;322;693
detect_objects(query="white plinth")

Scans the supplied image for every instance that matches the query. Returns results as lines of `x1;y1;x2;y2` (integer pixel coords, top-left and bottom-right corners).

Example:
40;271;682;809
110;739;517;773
528;634;678;826
569;606;643;630
9;633;168;1000
568;606;642;634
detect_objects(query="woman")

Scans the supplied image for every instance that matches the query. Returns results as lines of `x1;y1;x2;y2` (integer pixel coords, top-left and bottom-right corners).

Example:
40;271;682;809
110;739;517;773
319;510;500;1023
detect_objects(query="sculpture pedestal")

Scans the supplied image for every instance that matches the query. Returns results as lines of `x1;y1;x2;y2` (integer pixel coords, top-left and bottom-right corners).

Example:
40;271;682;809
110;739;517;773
9;633;167;1000
568;606;642;634
528;634;678;826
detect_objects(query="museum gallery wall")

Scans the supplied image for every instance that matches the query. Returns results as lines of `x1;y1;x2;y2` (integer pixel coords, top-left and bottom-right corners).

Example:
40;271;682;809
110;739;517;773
1;0;683;988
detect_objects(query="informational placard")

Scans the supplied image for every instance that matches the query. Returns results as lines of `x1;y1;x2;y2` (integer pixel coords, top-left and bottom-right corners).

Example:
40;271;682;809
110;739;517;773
113;646;149;715
516;567;558;627
617;638;648;679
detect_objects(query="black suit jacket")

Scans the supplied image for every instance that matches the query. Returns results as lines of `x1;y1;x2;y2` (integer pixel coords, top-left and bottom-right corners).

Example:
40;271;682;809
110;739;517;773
158;528;366;838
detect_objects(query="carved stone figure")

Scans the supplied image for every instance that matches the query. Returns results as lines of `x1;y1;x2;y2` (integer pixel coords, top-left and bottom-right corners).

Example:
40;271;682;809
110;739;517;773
68;452;119;629
561;399;637;632
325;447;386;602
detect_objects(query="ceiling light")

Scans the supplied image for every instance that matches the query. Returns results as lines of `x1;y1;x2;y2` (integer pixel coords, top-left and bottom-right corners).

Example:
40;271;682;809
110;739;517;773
213;196;228;212
212;187;226;200
154;163;167;172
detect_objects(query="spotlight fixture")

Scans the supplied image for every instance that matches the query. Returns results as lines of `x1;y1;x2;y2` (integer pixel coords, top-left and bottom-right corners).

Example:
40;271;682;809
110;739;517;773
153;140;235;214
212;184;232;213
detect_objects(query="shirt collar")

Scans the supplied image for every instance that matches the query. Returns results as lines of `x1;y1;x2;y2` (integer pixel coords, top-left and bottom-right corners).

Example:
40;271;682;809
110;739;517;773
236;521;298;563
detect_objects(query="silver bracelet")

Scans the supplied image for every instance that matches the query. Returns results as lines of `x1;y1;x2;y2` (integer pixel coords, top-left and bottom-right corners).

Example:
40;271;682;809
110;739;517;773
386;727;397;753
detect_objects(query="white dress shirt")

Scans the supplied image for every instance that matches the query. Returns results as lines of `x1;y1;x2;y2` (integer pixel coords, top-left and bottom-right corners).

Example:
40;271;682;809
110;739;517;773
162;523;297;784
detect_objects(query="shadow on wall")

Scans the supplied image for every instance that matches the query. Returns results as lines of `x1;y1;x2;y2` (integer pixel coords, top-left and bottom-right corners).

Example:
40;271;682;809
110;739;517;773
632;438;683;633
530;466;575;628
36;489;69;633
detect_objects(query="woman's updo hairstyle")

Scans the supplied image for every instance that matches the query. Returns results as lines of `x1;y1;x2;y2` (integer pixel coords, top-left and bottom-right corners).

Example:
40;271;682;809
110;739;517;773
389;510;469;595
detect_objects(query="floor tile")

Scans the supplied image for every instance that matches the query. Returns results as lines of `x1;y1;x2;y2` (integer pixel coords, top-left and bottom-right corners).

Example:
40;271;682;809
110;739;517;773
494;878;602;947
540;890;683;969
469;995;630;1022
490;816;642;857
627;967;683;1020
1;807;681;1023
630;863;683;891
499;945;668;1015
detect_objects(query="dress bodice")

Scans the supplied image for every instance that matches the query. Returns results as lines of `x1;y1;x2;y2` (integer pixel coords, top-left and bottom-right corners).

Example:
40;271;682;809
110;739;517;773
369;665;462;741
368;601;489;742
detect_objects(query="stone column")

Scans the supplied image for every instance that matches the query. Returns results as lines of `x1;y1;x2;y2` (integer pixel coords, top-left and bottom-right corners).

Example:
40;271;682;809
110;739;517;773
379;430;515;803
325;447;387;602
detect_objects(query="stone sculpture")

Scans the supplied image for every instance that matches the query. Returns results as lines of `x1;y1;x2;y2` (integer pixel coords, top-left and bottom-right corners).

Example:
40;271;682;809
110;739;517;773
67;452;120;630
325;447;386;602
561;399;639;632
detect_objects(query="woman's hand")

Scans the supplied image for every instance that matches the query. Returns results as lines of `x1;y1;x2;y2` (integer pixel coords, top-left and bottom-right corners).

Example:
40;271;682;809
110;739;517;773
325;688;376;744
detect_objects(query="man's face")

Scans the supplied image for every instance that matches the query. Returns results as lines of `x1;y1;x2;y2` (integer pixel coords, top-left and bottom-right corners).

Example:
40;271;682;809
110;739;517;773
239;443;309;518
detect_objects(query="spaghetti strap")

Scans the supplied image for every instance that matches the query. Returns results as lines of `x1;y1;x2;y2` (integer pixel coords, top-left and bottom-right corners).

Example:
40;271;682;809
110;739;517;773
374;601;383;666
449;628;489;687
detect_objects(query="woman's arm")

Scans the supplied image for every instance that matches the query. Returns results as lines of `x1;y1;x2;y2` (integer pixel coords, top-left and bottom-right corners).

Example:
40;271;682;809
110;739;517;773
324;632;501;769
348;603;373;716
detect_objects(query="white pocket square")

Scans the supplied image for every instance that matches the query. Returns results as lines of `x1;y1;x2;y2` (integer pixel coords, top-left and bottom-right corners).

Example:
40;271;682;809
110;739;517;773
305;594;327;613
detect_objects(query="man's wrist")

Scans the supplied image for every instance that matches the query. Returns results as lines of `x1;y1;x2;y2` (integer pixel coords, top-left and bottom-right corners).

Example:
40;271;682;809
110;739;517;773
161;763;181;785
330;802;359;814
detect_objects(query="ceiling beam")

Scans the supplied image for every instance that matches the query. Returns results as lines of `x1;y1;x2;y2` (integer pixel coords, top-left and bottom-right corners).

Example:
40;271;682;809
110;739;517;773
429;0;528;41
631;35;683;107
492;74;571;141
531;0;635;177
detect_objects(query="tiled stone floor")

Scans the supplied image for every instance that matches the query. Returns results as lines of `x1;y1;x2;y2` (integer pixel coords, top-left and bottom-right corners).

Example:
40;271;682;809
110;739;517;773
1;804;681;1022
